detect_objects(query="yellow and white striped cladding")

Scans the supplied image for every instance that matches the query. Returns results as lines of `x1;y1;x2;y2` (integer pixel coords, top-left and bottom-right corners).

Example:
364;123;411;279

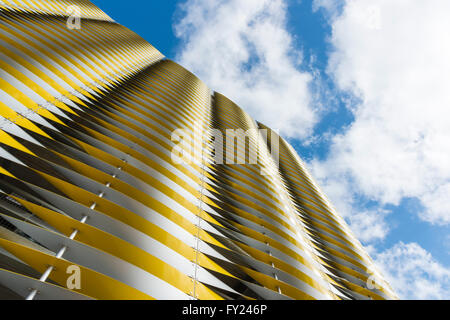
0;0;396;300
1;0;113;21
273;135;397;299
207;94;341;299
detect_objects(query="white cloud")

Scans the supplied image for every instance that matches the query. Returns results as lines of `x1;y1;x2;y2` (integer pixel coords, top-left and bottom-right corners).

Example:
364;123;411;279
312;0;450;226
312;0;341;14
310;159;389;243
174;0;318;139
347;210;390;243
374;242;450;300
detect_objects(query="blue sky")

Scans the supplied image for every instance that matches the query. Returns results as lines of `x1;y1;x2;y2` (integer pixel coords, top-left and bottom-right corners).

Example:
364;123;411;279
90;0;450;299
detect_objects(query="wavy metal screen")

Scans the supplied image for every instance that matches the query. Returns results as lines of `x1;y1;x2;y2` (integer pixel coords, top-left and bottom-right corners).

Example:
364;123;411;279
0;0;397;300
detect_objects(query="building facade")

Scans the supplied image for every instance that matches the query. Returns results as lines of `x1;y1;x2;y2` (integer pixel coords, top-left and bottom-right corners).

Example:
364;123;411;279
0;0;396;300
